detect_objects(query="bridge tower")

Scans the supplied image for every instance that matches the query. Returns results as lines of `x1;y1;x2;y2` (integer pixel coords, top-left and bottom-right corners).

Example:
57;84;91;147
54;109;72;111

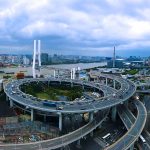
113;46;116;68
32;40;41;78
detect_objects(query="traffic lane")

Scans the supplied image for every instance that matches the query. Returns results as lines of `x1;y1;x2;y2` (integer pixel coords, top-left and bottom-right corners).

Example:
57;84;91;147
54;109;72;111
106;100;147;150
7;90;135;113
4;76;136;114
117;107;133;130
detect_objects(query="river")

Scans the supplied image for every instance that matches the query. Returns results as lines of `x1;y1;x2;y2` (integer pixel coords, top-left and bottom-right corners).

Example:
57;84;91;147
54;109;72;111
0;62;107;77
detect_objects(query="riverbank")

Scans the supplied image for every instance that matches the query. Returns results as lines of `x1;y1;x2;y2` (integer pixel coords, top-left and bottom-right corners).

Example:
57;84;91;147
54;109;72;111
0;62;107;78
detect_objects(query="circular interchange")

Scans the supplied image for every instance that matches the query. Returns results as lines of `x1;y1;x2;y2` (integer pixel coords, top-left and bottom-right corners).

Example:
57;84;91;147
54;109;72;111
2;72;146;150
4;73;136;114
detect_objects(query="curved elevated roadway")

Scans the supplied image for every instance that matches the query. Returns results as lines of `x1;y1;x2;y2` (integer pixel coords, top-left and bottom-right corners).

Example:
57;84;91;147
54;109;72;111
105;100;147;150
4;73;136;114
0;110;108;150
2;73;141;150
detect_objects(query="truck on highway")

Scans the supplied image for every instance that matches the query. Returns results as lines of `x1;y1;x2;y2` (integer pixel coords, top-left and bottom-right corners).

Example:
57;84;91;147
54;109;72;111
140;135;146;143
102;133;111;139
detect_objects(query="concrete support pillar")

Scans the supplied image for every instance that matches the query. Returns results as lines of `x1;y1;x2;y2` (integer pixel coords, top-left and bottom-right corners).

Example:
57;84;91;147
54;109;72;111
89;112;94;122
72;68;75;80
89;112;94;137
9;98;13;107
71;69;73;79
97;77;99;82
98;124;102;129
113;80;116;89
59;113;62;131
142;86;145;90
71;68;76;80
130;144;134;150
58;70;60;78
124;100;128;107
48;81;50;87
111;106;117;122
76;140;81;148
106;78;108;86
71;82;73;88
31;109;34;121
53;70;56;78
44;115;46;122
94;88;96;92
90;131;94;137
6;96;9;101
82;85;84;90
75;71;79;80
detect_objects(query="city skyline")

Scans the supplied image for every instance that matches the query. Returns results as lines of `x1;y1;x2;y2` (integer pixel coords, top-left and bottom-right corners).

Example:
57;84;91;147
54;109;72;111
0;0;150;56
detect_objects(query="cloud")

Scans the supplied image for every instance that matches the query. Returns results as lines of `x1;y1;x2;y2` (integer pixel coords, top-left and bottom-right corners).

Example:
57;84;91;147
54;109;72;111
0;0;150;56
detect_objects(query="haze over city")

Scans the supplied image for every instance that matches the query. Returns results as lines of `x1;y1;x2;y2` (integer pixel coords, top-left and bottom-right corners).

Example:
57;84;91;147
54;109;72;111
0;0;150;56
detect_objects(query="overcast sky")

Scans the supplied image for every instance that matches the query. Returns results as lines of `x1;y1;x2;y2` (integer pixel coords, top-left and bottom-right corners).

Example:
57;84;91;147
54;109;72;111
0;0;150;56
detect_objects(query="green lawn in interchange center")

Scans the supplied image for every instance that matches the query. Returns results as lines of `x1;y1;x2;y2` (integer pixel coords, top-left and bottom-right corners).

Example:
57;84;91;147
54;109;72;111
24;84;84;101
36;93;51;100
